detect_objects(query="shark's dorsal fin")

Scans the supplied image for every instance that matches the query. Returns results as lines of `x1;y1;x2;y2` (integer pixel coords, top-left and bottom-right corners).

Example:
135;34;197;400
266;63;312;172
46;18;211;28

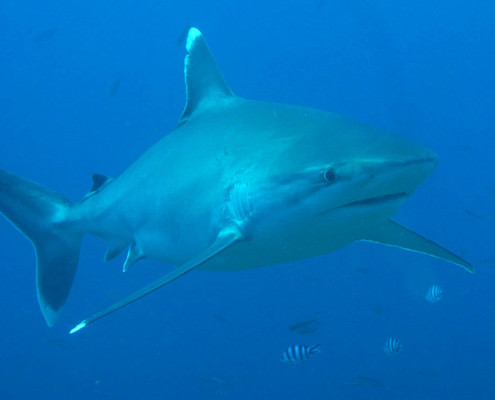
179;28;234;123
361;219;474;273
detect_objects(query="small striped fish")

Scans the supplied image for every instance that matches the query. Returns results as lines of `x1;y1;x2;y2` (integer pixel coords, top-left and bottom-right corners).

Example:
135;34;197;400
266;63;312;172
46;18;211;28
281;344;320;364
383;337;402;355
426;284;443;303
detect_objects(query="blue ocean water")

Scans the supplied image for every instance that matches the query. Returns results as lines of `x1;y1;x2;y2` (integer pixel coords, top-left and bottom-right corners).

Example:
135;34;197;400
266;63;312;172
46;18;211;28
1;0;494;398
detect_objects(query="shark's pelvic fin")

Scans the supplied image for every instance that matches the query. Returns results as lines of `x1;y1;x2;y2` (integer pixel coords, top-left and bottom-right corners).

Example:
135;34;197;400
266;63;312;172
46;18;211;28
0;169;82;326
179;27;234;123
361;219;474;273
69;228;242;334
122;243;144;272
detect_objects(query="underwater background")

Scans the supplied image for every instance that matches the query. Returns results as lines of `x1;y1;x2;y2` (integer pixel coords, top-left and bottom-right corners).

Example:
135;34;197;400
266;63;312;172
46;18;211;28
1;0;494;398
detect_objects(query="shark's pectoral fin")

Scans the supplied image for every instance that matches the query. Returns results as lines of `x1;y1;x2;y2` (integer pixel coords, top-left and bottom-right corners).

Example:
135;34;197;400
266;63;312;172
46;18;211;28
70;228;242;334
361;219;474;273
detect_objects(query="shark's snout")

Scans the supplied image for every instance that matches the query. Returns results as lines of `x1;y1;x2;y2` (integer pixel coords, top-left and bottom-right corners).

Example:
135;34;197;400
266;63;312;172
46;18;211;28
384;152;438;175
369;149;438;199
407;146;438;169
335;146;439;212
401;146;439;183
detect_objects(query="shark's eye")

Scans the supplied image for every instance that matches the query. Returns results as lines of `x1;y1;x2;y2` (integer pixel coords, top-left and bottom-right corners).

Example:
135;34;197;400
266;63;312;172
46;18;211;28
323;168;336;184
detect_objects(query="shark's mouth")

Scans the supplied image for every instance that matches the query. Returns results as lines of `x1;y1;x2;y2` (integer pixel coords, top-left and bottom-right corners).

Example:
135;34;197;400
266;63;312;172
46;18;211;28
342;192;408;208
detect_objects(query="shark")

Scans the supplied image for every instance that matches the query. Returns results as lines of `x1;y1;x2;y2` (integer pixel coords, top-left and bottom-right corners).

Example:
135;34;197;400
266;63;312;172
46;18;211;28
0;28;473;334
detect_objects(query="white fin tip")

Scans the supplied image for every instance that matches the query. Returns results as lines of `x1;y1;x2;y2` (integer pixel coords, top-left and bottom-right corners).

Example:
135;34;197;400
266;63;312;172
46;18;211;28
69;320;87;334
186;27;202;52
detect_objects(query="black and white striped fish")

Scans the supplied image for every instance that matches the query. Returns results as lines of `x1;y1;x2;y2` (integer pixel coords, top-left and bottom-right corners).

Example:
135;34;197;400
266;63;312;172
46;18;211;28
280;344;320;364
383;337;402;355
426;284;443;303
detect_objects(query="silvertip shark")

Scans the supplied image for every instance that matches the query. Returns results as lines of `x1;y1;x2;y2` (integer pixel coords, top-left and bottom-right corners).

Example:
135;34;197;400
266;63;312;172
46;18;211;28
0;27;473;334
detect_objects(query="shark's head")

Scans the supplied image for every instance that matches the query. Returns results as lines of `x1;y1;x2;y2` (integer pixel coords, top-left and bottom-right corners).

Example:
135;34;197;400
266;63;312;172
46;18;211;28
247;108;438;228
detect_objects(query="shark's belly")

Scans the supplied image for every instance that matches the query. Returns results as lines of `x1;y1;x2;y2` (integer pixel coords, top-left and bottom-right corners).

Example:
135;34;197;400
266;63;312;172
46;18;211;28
198;201;402;271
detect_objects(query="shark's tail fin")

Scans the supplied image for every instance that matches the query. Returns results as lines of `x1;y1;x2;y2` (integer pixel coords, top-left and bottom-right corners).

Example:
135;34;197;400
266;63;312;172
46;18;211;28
0;169;81;326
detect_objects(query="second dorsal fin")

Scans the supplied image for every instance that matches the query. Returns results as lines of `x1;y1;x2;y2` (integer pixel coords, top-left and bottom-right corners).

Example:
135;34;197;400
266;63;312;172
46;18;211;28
80;174;113;202
179;28;234;123
91;174;112;192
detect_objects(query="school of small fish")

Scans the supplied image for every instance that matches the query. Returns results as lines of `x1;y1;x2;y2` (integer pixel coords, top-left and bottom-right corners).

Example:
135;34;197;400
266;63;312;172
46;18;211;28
281;283;445;363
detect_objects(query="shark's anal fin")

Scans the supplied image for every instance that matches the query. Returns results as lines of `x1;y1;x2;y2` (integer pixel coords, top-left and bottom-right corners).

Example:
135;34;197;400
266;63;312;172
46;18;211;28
104;241;127;262
361;219;474;273
69;228;242;334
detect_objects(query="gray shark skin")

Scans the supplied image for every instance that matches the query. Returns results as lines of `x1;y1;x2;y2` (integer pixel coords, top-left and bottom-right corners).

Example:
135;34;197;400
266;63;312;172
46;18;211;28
0;28;473;333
